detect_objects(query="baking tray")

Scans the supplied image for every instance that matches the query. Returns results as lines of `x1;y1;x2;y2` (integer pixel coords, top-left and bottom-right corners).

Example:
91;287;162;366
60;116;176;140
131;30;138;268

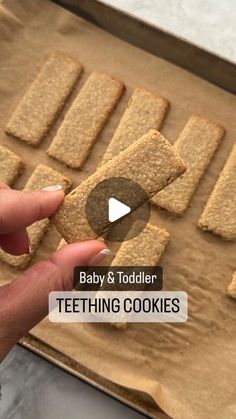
53;0;236;94
12;0;234;417
20;335;164;418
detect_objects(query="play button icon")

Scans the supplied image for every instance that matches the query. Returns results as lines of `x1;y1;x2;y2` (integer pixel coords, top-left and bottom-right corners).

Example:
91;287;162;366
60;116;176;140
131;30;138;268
108;198;131;222
85;177;150;242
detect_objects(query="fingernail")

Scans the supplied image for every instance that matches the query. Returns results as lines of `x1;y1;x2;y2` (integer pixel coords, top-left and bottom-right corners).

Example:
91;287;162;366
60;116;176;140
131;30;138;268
58;239;67;250
88;248;112;266
42;185;64;192
100;248;112;257
25;230;32;254
26;242;32;254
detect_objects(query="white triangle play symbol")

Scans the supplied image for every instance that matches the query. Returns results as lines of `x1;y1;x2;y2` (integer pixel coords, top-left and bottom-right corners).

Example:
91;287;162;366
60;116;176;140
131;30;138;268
108;197;131;222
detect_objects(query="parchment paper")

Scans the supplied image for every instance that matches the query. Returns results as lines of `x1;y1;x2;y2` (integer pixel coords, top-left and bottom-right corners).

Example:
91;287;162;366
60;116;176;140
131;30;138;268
0;1;236;418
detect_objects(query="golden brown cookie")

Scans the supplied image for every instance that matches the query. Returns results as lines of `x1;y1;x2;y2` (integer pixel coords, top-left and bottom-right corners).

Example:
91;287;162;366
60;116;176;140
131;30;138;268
53;129;185;243
152;114;225;215
198;142;236;240
6;51;82;146
101;87;169;165
0;145;24;185
47;71;124;169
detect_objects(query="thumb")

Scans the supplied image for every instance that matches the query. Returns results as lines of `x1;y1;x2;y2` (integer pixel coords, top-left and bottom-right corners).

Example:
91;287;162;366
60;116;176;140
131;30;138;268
0;240;109;361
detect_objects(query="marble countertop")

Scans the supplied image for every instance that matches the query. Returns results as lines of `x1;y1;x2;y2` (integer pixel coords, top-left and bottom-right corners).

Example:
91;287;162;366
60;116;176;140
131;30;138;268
102;0;236;63
0;1;235;419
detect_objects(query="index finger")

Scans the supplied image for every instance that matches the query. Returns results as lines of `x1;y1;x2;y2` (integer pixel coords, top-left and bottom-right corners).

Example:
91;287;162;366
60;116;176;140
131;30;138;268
0;186;64;234
0;181;10;190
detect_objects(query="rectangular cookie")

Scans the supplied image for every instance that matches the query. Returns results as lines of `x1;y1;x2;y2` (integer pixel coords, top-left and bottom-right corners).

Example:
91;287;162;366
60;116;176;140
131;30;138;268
198;143;236;240
0;145;24;185
227;271;236;299
111;223;169;266
152;114;225;215
47;71;124;169
6;51;82;146
109;223;169;329
101;87;169;165
53;129;186;243
0;164;72;269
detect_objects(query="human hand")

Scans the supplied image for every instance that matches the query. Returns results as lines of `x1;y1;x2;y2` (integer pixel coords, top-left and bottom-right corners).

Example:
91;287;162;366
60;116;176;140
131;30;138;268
0;182;108;361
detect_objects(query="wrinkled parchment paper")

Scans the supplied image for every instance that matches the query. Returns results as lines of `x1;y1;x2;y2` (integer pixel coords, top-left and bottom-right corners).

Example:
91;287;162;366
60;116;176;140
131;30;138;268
0;1;236;417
